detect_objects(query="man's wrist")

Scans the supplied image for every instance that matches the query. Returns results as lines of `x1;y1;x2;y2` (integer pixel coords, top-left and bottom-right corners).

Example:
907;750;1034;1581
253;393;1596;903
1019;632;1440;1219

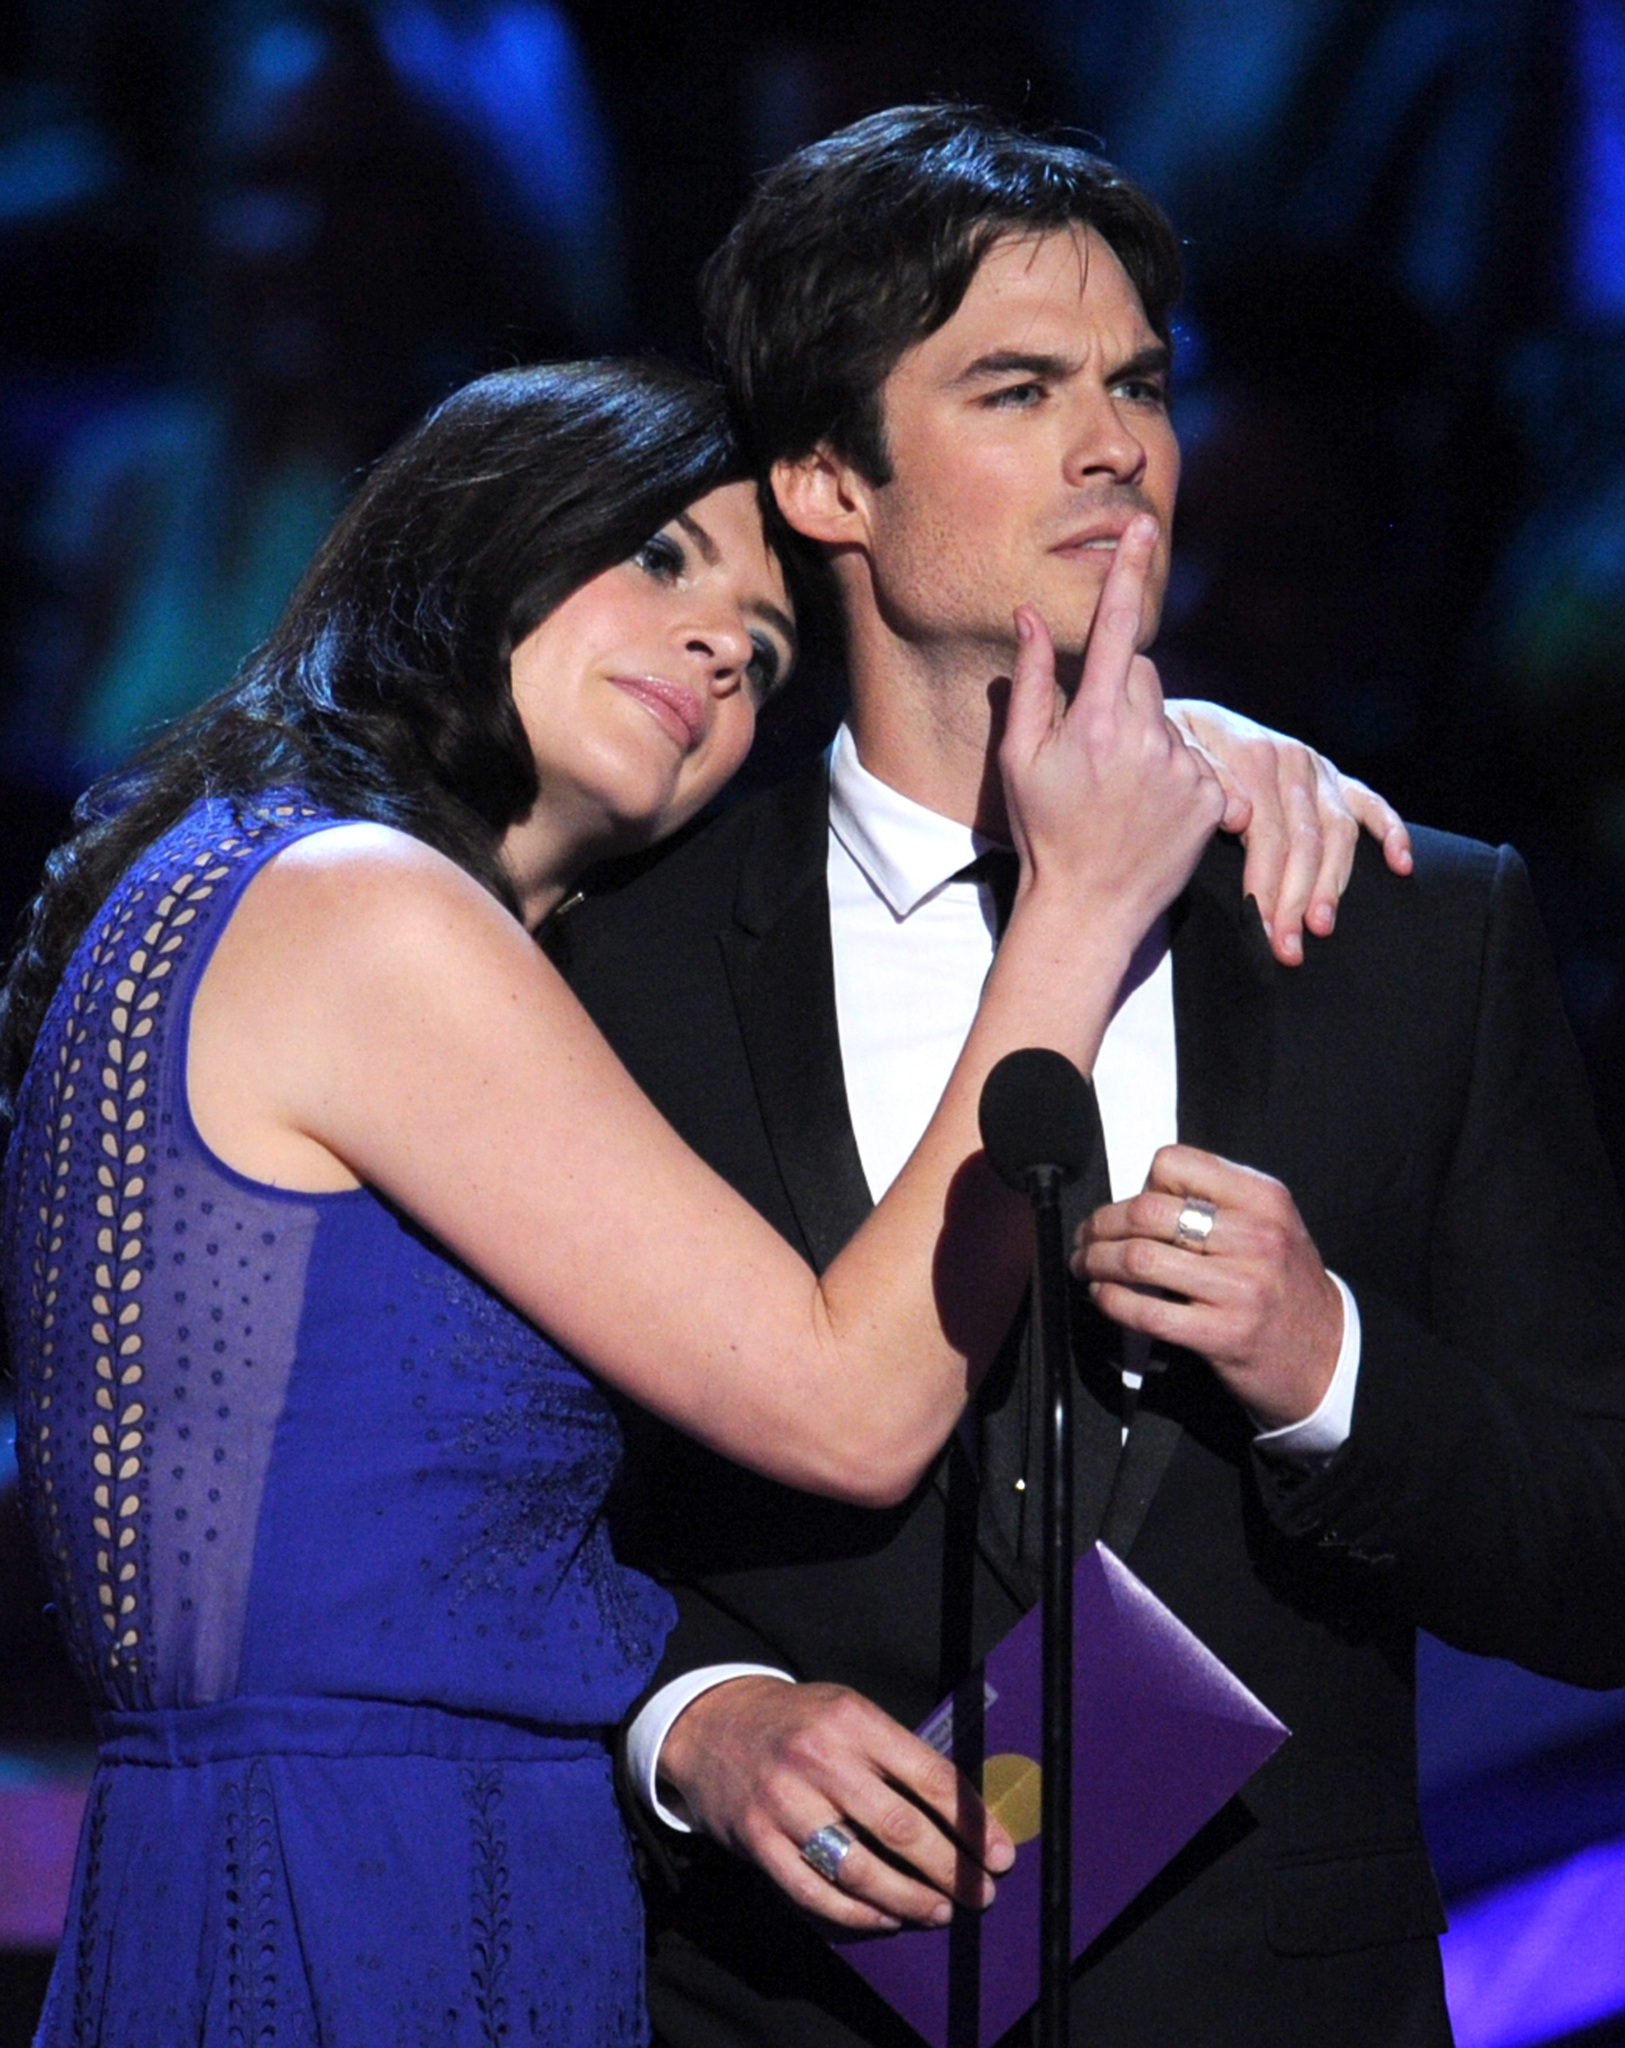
626;1664;795;1833
1252;1273;1362;1462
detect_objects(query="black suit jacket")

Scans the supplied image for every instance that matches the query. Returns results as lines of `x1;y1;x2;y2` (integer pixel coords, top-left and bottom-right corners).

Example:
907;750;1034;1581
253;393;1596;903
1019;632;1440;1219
556;760;1625;2048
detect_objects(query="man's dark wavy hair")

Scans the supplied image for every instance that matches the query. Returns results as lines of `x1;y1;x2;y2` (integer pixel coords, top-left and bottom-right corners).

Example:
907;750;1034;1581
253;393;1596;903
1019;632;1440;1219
701;103;1184;484
0;359;752;1113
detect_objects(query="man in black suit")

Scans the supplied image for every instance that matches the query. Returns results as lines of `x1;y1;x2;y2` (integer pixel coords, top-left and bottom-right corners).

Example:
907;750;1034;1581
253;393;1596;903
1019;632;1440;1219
558;107;1625;2046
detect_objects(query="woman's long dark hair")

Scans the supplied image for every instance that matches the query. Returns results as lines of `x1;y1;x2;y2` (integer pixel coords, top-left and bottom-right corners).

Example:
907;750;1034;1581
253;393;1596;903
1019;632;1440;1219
0;359;752;1114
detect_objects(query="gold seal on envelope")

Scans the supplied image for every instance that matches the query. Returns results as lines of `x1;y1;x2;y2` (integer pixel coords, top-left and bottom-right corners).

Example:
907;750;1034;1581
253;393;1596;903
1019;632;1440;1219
981;1752;1042;1844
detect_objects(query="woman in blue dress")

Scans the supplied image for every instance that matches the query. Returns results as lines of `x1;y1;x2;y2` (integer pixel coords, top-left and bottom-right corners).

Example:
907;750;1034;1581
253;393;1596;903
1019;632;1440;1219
0;359;1386;2045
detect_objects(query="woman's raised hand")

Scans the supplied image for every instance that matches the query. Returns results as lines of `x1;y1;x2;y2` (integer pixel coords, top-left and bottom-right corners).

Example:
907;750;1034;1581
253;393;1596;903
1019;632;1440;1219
998;514;1225;937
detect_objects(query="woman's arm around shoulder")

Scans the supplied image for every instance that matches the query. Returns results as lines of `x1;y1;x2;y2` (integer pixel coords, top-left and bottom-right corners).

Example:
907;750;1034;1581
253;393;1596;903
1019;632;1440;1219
191;529;1221;1507
191;821;938;1501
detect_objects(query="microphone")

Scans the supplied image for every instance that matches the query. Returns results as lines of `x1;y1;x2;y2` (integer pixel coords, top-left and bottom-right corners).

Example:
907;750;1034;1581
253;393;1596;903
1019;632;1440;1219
977;1047;1099;1196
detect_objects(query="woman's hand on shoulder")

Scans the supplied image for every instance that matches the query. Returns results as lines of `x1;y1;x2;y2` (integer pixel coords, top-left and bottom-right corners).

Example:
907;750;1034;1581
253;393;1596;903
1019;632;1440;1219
1165;700;1413;964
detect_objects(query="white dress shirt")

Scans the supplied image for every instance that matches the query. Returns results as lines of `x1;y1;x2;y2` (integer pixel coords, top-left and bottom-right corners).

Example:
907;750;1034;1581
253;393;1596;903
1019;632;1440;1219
627;725;1361;1829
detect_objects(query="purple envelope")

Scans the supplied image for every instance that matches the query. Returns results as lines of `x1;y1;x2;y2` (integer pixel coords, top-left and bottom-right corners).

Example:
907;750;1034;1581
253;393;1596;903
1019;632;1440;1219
833;1543;1288;2047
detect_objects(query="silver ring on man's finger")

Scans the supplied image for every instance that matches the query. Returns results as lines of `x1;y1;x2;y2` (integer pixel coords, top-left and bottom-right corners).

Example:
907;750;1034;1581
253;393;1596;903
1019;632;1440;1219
801;1823;857;1884
1174;1196;1217;1250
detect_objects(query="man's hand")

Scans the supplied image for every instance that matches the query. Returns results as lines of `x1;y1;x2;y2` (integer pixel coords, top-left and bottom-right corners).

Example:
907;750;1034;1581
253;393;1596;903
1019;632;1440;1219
1072;1144;1343;1428
1168;702;1413;966
658;1676;1015;1934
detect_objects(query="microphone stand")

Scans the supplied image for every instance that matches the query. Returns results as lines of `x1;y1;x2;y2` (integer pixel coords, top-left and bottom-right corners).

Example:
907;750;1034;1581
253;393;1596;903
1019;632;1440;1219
977;1046;1095;2048
1026;1160;1074;2048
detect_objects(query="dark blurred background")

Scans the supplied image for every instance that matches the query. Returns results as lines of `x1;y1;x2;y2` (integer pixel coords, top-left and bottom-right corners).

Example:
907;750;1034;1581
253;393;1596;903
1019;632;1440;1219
1;3;1624;2043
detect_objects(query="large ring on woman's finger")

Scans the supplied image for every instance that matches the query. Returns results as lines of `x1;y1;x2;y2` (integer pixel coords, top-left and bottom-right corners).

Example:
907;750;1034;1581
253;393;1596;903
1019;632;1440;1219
1173;1197;1217;1250
800;1823;857;1884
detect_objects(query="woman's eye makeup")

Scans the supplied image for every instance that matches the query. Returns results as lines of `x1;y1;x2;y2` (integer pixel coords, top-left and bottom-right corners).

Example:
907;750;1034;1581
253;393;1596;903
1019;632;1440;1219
633;531;686;579
747;635;783;700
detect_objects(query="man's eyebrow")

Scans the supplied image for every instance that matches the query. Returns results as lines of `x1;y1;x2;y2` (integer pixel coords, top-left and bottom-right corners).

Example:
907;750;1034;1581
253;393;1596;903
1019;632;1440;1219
673;510;797;658
951;349;1078;387
1113;343;1173;383
950;342;1174;387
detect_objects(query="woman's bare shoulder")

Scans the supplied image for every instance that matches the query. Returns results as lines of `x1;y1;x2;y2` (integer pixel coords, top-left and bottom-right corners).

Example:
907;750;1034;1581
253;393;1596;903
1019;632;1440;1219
236;821;524;968
199;819;549;1081
255;819;489;899
188;820;554;1190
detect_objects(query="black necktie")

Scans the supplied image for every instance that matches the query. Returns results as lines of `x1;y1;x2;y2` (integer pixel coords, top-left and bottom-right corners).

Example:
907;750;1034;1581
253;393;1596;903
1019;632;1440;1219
956;846;1019;942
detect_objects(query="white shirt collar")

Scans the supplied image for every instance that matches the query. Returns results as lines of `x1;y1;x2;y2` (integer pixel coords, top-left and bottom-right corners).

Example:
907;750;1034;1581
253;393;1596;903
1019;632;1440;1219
827;723;1004;919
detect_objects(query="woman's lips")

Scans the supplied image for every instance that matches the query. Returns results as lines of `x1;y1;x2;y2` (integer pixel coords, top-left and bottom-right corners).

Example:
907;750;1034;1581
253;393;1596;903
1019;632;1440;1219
610;675;704;748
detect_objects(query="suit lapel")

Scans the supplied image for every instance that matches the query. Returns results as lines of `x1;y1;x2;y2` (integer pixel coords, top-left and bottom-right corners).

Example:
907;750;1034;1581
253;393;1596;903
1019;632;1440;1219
1172;843;1276;1168
1096;844;1279;1556
719;763;875;1274
719;764;1036;1644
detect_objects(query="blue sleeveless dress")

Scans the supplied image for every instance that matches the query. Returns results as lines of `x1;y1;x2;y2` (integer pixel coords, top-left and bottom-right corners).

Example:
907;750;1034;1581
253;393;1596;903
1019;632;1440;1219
1;793;676;2046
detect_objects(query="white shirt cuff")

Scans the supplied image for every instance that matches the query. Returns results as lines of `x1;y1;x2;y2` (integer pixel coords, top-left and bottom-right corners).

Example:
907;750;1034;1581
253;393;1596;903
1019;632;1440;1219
625;1663;796;1833
1251;1272;1362;1462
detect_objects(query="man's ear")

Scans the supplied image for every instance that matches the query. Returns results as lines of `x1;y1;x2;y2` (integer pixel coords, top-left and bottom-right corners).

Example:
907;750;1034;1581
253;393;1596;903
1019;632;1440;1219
770;448;875;548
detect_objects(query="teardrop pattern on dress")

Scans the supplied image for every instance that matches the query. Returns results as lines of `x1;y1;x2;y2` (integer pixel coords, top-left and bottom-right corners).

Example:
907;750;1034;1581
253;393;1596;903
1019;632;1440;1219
224;1760;285;2044
465;1764;513;2048
11;798;321;1694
